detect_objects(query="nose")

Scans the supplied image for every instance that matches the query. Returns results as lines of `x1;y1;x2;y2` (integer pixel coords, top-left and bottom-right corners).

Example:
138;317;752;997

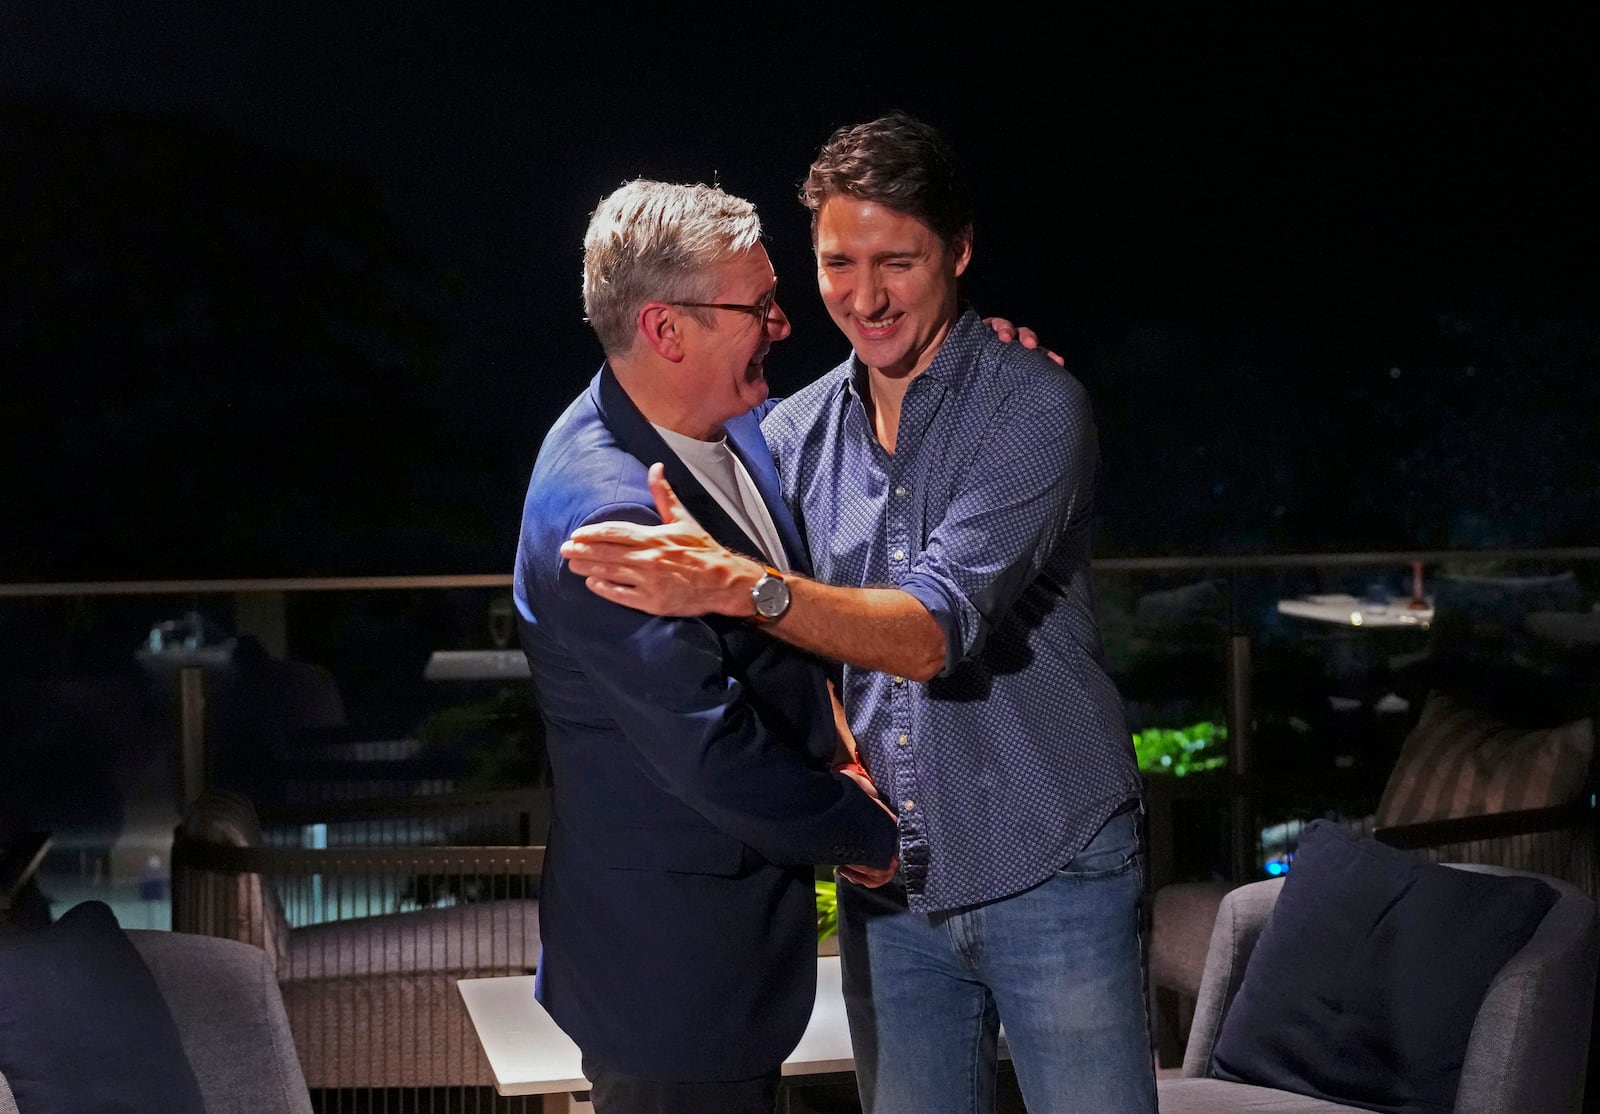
763;299;793;341
851;270;886;317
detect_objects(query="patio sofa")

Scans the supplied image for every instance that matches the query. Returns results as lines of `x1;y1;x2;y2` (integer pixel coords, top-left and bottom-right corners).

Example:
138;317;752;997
171;789;544;1090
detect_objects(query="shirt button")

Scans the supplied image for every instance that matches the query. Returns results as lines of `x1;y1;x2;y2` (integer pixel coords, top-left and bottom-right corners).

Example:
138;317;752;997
903;800;915;811
894;485;907;496
892;548;905;561
897;733;908;747
892;676;904;686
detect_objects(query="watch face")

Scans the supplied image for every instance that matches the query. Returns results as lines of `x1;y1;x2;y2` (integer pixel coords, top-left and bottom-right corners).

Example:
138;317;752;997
753;573;790;619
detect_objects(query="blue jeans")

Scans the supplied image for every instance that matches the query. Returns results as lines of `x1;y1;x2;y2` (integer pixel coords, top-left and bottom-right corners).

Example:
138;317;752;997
836;806;1157;1114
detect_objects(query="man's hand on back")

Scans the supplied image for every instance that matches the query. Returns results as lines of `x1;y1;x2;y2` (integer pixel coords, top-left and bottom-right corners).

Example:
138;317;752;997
569;458;946;677
561;462;762;618
982;316;1065;366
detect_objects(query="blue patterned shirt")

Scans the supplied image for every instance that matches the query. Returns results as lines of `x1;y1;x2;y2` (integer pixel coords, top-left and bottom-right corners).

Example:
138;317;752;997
761;309;1141;913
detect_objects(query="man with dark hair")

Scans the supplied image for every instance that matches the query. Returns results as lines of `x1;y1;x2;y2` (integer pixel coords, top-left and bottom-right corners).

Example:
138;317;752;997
563;113;1156;1113
515;177;899;1114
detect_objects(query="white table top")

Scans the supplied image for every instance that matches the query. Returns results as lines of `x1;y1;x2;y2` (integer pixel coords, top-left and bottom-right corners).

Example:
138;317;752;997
1277;594;1433;629
457;955;861;1096
134;644;235;670
423;649;530;682
456;973;587;1096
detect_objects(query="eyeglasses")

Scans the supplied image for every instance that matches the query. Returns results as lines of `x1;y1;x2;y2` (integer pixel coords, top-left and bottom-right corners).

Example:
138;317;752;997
670;283;779;330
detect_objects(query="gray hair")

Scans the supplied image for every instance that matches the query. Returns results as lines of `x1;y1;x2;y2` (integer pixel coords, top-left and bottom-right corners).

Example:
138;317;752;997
582;179;764;357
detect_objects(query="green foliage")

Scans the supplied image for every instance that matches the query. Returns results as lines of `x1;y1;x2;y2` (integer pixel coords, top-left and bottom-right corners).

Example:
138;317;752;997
816;878;839;944
1133;721;1228;776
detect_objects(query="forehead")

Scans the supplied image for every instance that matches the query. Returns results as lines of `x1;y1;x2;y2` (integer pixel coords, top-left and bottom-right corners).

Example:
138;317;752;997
708;244;777;291
814;197;940;254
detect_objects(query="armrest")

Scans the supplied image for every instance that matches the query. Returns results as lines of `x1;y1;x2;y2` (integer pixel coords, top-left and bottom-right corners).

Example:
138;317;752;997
1455;875;1599;1114
172;838;546;880
1181;876;1285;1077
129;931;315;1114
1374;799;1595;850
256;787;550;841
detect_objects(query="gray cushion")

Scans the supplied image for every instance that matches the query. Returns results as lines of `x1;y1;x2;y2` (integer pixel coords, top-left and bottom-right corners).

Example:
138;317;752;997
1375;690;1593;827
1160;1076;1369;1112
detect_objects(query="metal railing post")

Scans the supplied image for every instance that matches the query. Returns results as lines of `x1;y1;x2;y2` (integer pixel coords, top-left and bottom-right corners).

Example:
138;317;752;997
1226;632;1254;881
177;665;208;807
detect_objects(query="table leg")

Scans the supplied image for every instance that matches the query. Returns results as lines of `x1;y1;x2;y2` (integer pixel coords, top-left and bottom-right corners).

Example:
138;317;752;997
1226;633;1254;880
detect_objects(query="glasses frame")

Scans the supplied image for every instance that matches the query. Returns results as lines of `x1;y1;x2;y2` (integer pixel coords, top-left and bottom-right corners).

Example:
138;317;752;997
669;283;778;330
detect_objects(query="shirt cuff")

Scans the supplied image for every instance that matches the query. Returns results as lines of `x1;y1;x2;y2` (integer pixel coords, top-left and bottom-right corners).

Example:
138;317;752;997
896;572;973;677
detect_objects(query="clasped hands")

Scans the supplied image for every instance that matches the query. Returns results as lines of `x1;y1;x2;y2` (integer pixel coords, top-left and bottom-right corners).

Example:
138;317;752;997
832;756;899;888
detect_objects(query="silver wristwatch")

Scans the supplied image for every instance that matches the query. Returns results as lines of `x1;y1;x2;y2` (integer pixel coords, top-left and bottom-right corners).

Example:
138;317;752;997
750;565;791;624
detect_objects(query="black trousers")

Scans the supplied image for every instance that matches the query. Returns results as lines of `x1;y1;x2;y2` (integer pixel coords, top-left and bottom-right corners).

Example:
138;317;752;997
584;1064;781;1114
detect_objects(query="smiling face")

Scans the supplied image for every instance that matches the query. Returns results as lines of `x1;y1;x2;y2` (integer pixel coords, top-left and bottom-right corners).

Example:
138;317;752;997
676;245;790;435
814;196;971;382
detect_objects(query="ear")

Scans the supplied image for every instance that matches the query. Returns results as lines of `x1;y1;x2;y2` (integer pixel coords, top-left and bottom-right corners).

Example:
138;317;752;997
638;303;687;362
950;225;974;278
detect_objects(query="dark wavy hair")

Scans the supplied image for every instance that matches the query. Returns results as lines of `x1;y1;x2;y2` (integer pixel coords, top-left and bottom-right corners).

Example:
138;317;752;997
799;111;974;249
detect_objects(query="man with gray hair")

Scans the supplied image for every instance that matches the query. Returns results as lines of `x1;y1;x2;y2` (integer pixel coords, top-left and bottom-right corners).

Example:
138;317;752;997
512;178;899;1114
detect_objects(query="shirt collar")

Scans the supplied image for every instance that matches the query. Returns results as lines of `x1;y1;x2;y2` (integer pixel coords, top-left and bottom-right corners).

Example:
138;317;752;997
841;304;984;402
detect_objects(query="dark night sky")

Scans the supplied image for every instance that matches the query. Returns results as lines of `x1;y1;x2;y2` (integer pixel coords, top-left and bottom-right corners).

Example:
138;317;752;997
3;5;1596;580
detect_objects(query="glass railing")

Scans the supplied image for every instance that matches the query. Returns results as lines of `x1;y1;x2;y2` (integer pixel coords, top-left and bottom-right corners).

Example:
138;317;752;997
1098;547;1600;886
0;574;530;930
4;548;1598;926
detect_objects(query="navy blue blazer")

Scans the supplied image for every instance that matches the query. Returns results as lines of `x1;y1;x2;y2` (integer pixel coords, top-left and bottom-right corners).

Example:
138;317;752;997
513;366;898;1082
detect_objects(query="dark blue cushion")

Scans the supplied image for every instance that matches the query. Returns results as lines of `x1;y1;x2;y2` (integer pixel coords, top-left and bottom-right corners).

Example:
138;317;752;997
0;900;207;1114
1210;820;1558;1114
